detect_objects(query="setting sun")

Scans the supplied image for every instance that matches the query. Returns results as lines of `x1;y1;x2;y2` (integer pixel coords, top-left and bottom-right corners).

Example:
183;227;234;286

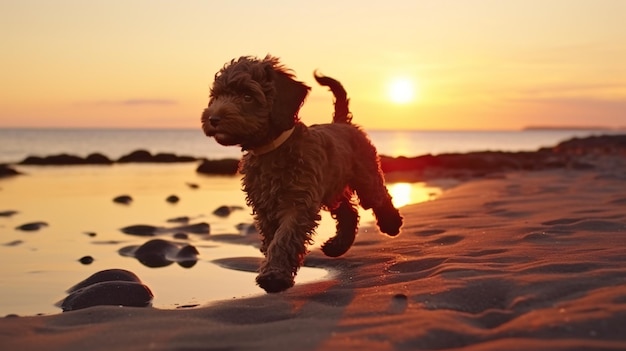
388;78;417;104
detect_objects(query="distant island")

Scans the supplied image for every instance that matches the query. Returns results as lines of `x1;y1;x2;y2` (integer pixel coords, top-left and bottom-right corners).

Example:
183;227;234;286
522;125;618;131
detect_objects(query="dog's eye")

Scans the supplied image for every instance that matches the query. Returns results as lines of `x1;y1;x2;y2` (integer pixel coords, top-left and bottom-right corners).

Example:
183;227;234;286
243;94;253;103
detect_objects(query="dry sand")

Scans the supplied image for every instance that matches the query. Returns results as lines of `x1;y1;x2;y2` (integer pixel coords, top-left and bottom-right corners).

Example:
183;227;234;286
1;161;626;350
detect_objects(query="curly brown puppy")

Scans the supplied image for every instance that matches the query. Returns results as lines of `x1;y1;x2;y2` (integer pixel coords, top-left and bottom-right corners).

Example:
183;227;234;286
201;55;403;293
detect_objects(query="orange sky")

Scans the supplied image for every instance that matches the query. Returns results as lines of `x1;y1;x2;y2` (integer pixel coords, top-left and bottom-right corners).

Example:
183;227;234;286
1;0;625;130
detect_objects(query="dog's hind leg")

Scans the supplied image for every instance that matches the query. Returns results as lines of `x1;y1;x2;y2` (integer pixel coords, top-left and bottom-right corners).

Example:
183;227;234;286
351;141;403;236
357;182;402;236
321;196;359;257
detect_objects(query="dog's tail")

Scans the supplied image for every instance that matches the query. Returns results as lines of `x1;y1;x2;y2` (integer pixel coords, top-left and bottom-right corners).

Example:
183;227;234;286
314;71;352;124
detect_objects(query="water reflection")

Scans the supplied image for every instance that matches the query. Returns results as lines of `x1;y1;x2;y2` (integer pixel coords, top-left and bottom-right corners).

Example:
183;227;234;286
0;164;442;316
388;182;441;208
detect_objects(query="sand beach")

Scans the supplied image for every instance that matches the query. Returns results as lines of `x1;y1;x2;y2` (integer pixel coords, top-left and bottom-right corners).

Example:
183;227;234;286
1;135;625;350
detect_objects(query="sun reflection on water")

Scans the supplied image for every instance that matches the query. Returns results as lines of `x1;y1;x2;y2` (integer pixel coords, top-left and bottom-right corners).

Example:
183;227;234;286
388;182;440;208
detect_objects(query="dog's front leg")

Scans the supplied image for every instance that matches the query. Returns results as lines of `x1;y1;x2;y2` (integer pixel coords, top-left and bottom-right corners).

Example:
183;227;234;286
256;207;319;293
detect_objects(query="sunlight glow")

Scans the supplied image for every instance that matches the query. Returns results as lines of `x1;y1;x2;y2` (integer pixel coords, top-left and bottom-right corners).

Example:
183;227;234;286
388;78;417;104
388;183;413;207
388;182;442;208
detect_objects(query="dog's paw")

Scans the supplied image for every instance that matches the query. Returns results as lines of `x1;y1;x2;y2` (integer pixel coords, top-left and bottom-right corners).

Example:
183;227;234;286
321;237;353;257
376;207;403;236
256;270;294;293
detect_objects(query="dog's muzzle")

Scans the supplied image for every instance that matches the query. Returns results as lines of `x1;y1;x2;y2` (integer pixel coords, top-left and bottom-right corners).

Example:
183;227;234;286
201;109;217;137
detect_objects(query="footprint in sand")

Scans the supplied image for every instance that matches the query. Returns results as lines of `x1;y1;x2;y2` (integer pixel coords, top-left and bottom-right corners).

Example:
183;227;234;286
388;293;409;314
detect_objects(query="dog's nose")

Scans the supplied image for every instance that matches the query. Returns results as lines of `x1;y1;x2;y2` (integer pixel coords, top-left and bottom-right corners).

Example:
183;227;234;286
208;115;221;127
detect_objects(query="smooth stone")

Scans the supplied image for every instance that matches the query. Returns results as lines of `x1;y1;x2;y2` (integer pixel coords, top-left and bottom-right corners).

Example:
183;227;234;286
166;195;180;204
120;224;159;236
213;206;243;217
172;222;210;234
119;239;200;268
166;216;190;224
15;222;48;231
60;281;153;312
213;205;231;217
67;268;142;293
113;195;133;205
133;239;180;267
78;256;94;265
173;232;189;240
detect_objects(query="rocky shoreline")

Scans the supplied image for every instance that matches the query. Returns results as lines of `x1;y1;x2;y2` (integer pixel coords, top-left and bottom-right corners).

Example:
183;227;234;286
2;134;625;180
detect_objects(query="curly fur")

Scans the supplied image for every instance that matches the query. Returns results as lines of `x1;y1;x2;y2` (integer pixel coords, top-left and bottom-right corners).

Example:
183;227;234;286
201;55;403;293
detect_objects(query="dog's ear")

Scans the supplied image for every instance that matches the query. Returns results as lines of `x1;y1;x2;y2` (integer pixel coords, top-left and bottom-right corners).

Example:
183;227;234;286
270;70;310;131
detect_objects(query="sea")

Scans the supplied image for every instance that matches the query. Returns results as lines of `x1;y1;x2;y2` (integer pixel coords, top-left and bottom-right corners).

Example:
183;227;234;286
0;128;620;164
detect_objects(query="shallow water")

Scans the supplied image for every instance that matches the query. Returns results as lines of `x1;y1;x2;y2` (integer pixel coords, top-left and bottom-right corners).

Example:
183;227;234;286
0;163;440;316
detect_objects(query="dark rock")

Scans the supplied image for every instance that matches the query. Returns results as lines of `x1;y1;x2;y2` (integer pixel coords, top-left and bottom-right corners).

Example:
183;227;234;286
117;150;198;163
0;210;19;217
166;195;180;204
153;153;197;163
173;222;210;234
18;156;45;164
79;256;94;265
59;269;153;311
177;244;200;260
0;165;21;178
213;205;244;217
213;205;231;217
120;224;159;236
166;216;190;224
132;239;180;267
196;158;240;175
173;232;189;240
176;304;200;309
83;231;97;237
15;221;48;231
20;153;85;165
113;195;133;205
60;281;153;312
117;150;153;163
17;153;112;166
186;182;199;189
119;239;199;268
553;134;626;155
67;269;142;293
85;153;113;164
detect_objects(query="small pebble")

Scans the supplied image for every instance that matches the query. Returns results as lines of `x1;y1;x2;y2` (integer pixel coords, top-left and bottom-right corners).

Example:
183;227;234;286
113;195;133;205
15;222;48;231
166;195;180;204
79;256;94;265
173;232;189;240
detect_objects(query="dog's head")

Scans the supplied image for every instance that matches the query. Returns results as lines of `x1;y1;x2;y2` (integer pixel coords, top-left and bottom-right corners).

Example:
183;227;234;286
201;55;310;150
